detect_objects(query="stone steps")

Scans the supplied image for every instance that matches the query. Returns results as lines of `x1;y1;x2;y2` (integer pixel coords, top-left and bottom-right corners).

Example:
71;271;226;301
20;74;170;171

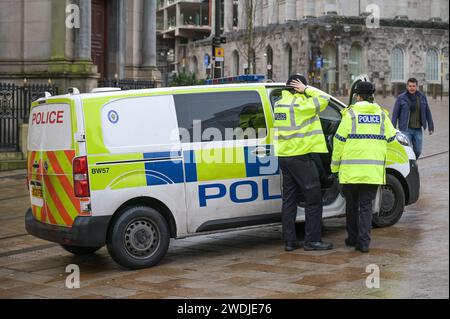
0;152;24;161
0;160;27;171
0;152;26;171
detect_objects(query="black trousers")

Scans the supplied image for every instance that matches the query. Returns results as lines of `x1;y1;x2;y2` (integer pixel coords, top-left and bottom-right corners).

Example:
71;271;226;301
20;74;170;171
342;184;378;248
279;155;323;243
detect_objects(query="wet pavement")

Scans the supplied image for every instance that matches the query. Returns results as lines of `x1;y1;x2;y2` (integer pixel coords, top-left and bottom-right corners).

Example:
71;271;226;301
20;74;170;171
0;97;448;299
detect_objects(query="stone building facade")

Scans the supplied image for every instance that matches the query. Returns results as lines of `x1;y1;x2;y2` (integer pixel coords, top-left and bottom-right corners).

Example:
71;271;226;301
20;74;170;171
0;0;159;92
184;0;449;95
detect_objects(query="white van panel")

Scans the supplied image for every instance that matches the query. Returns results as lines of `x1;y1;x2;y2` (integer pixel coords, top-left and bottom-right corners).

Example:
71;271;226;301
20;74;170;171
90;184;188;237
186;176;282;233
101;95;181;154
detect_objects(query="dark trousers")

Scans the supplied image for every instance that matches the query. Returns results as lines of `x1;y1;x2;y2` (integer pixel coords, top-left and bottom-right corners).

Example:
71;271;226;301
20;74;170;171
279;155;323;243
342;184;378;248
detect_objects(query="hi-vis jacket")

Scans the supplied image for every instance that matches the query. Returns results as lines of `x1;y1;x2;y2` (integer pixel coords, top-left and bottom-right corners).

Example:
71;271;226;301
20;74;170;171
273;87;330;157
331;101;398;185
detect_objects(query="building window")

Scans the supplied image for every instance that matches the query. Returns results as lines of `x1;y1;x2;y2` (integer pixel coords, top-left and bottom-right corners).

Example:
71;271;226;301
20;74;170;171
426;49;439;82
321;43;337;92
349;43;364;84
266;46;273;80
391;47;405;82
233;1;238;28
232;50;240;75
283;44;293;79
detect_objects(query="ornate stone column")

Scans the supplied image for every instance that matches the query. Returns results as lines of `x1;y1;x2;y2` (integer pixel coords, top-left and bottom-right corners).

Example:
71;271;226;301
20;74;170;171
268;0;279;24
78;0;91;61
285;0;297;21
224;0;234;33
238;0;247;30
430;0;442;21
304;0;315;18
142;0;157;67
324;0;337;15
396;0;409;19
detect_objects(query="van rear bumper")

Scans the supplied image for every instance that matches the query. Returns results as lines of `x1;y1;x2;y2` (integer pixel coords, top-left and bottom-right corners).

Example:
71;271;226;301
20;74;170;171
25;209;111;247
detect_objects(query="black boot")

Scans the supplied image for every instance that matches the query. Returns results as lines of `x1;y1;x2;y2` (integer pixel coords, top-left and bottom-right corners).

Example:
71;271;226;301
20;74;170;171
285;241;303;252
345;238;357;247
355;243;369;253
304;241;334;251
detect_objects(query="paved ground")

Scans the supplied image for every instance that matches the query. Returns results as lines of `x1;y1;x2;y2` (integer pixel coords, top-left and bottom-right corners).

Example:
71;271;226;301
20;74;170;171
0;97;448;299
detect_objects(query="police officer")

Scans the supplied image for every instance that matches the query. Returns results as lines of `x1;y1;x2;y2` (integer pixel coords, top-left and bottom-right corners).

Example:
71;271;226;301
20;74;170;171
331;81;397;253
274;74;334;252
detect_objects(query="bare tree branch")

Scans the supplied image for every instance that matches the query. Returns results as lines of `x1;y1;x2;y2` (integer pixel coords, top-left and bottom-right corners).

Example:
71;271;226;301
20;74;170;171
234;0;268;74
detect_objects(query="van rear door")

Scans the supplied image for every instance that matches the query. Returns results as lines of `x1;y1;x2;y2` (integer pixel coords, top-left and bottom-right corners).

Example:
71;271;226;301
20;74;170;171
28;101;80;227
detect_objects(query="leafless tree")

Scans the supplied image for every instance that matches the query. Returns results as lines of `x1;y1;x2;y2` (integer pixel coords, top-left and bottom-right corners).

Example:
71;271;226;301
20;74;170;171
234;0;269;74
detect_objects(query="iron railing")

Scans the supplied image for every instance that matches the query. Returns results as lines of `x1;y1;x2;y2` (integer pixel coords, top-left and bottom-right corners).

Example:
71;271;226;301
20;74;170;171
0;83;58;151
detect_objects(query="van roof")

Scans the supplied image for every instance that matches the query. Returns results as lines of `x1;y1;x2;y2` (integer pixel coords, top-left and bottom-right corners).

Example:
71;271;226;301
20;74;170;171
36;82;287;102
33;83;346;109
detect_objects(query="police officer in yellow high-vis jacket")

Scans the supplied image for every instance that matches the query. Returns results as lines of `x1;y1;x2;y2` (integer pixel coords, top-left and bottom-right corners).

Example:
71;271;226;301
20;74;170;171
274;74;334;252
331;81;397;253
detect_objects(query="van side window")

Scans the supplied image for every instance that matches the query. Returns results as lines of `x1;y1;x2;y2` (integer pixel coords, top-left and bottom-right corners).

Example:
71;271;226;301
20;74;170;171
174;91;267;142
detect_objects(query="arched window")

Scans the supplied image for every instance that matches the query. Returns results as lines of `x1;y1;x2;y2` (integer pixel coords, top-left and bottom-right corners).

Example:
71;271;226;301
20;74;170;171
283;44;293;79
232;50;239;76
266;46;273;80
321;43;337;92
349;43;364;84
391;47;405;82
426;49;439;82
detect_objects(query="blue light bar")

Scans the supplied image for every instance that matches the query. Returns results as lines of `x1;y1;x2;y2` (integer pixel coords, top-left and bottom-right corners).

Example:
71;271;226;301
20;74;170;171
205;74;266;85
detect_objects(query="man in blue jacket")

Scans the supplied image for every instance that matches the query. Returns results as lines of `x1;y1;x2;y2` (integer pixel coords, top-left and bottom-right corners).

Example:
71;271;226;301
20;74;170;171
392;78;435;159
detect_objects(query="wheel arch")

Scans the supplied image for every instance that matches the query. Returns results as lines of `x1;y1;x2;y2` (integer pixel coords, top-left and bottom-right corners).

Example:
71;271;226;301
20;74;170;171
108;197;177;239
386;168;409;205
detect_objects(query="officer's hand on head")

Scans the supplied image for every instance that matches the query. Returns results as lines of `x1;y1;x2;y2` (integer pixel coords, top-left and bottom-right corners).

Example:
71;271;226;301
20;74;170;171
290;80;307;94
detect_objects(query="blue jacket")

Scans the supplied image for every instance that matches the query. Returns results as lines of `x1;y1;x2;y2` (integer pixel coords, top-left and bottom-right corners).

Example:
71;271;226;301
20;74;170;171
392;91;434;132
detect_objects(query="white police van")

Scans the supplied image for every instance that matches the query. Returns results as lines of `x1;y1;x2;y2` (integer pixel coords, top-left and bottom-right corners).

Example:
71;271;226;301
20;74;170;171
25;79;419;269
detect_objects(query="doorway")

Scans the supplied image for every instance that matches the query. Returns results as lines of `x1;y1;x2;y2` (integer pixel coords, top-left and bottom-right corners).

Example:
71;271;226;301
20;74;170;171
91;0;108;79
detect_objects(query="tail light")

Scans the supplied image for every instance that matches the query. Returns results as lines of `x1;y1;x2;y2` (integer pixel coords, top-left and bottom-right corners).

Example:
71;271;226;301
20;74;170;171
73;156;90;198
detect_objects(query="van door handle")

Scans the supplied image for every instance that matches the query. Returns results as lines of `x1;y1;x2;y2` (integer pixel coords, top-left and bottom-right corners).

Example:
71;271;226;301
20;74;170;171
251;147;271;157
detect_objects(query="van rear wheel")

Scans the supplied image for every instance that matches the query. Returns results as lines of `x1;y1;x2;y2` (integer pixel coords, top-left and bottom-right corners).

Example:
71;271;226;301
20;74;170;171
61;245;101;256
107;206;170;269
372;174;405;228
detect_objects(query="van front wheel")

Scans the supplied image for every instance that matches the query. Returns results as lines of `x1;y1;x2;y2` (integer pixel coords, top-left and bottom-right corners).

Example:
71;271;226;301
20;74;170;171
107;206;170;269
372;174;405;228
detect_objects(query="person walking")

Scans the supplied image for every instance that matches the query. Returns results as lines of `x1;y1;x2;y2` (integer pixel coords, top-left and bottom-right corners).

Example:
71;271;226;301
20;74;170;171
392;78;435;159
274;74;334;252
331;81;398;253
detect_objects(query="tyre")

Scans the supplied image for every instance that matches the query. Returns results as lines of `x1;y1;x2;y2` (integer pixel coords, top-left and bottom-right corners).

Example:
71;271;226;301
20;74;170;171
106;206;170;269
372;174;405;228
61;245;101;256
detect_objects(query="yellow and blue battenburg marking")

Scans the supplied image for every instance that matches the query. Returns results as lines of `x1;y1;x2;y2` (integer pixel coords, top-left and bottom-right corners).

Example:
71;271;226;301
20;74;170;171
143;151;184;186
140;146;279;186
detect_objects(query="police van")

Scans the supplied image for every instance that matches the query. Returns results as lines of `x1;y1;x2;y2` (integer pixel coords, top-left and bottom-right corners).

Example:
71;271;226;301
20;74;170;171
25;81;420;269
